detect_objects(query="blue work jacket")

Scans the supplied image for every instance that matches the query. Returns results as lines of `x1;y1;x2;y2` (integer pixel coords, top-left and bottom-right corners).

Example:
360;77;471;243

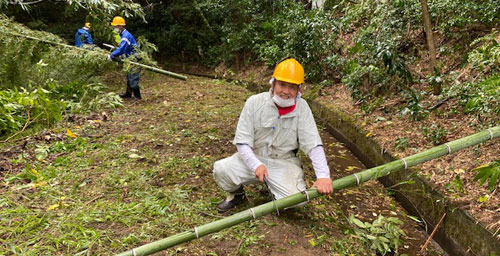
75;28;93;47
110;29;137;59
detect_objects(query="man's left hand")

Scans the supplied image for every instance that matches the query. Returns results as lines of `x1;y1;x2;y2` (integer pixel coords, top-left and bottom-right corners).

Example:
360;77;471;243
313;178;333;195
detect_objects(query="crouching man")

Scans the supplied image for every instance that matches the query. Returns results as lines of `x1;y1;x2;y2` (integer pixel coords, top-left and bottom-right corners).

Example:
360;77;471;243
213;58;333;213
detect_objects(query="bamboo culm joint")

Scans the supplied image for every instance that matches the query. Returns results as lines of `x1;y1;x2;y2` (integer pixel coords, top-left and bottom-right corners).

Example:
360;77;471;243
116;126;499;256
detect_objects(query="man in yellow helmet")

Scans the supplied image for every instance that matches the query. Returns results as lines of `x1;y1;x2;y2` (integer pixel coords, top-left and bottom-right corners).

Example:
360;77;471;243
74;22;94;47
107;16;142;99
213;58;333;212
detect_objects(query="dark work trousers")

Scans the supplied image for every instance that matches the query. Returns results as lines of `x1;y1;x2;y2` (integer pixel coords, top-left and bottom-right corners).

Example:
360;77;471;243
126;72;141;99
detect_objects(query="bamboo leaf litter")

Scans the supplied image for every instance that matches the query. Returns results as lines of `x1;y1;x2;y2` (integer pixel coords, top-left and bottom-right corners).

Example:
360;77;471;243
117;126;499;256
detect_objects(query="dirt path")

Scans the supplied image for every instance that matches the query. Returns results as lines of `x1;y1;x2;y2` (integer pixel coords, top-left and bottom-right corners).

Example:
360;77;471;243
0;73;443;255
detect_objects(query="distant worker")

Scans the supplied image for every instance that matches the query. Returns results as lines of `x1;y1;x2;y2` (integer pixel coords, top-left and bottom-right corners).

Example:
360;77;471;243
107;16;141;100
74;22;94;47
213;58;333;213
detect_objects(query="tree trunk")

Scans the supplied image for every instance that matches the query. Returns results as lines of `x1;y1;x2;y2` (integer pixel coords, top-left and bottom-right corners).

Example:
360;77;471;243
419;0;440;94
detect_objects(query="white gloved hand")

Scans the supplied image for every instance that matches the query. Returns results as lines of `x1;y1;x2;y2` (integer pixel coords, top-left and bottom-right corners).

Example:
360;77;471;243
107;55;112;61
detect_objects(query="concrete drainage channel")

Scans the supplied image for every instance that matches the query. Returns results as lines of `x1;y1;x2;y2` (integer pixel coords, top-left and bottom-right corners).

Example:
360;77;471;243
175;71;499;256
306;100;500;256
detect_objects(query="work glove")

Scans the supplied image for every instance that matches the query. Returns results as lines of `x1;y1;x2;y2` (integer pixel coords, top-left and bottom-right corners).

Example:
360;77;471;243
107;55;112;61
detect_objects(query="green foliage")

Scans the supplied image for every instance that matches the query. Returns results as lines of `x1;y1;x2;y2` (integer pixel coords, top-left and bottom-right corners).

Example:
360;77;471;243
134;0;268;65
0;81;121;135
348;214;406;255
330;0;499;108
447;75;500;117
88;92;123;110
255;4;339;81
1;0;146;47
329;237;368;255
429;0;500;31
0;0;145;21
445;175;464;194
420;124;448;145
468;32;500;74
400;89;428;121
0;15;111;88
134;1;339;81
0;16;125;136
0;87;64;135
337;0;416;100
394;137;409;151
473;161;500;192
128;0;497;97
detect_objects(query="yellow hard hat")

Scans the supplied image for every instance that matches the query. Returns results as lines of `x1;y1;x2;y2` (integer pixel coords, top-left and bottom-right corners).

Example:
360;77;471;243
272;58;305;85
111;16;126;26
84;22;91;28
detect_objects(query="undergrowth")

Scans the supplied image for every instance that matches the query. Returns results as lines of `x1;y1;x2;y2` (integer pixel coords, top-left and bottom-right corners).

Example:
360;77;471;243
0;15;157;137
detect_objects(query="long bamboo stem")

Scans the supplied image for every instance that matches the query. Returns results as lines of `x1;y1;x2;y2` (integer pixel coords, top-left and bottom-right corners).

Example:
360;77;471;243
116;126;499;256
4;31;187;80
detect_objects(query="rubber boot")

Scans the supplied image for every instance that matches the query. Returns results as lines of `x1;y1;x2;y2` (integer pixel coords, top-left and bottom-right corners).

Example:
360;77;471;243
133;87;141;100
216;187;246;213
119;86;132;98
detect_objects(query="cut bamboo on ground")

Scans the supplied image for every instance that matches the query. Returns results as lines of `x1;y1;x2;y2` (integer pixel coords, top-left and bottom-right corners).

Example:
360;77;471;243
116;126;499;256
3;31;187;80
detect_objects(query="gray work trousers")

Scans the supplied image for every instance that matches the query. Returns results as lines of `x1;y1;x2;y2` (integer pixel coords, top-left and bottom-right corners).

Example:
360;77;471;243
213;153;307;200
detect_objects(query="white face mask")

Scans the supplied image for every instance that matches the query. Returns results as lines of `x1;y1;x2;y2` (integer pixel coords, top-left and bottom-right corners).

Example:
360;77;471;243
272;94;295;107
114;28;121;33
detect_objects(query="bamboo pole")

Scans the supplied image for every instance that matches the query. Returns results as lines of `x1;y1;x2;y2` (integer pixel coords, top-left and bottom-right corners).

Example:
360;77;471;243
4;31;187;80
126;60;187;80
116;126;499;256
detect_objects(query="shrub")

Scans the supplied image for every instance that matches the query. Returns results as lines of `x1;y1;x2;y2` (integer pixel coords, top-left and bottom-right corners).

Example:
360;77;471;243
349;214;406;255
447;75;500;117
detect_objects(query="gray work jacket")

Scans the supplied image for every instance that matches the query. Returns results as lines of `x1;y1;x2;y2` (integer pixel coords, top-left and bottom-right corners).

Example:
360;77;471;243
233;91;323;161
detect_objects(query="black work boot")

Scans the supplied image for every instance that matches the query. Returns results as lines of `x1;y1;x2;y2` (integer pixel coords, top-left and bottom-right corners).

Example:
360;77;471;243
132;87;141;99
119;87;132;98
217;187;245;213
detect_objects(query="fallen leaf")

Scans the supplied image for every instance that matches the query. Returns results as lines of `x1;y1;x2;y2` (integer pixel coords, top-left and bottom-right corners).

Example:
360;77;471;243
34;181;47;188
479;195;490;203
46;203;60;211
308;238;317;247
30;168;39;176
128;153;143;159
66;128;77;138
346;166;360;171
